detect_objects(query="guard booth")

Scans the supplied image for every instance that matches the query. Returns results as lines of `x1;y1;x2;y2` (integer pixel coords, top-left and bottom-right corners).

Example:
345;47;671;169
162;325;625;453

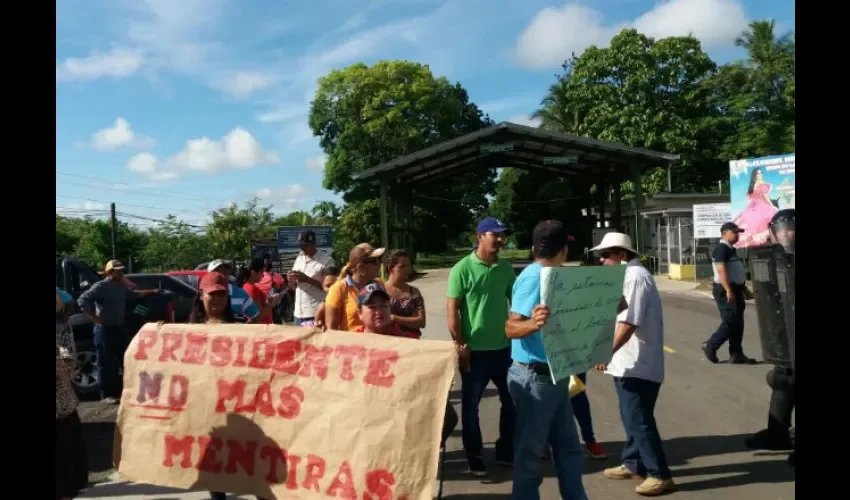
642;209;694;278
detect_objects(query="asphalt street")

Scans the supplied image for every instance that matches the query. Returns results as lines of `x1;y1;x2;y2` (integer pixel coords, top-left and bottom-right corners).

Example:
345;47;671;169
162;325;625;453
77;268;794;499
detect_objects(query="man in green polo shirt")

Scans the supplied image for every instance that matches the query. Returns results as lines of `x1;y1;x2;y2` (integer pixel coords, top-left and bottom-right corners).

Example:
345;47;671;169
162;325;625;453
447;217;516;476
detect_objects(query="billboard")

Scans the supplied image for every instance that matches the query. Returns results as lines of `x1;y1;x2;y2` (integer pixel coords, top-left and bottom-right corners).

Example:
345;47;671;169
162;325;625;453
276;225;333;259
729;153;795;248
693;203;732;240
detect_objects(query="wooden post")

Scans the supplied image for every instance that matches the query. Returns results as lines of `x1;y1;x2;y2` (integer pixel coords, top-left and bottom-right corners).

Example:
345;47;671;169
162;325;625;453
631;164;644;254
596;181;607;228
379;178;389;251
612;178;622;230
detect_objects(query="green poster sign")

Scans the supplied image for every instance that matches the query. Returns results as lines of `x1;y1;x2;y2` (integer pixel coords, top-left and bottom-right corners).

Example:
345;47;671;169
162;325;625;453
539;265;626;382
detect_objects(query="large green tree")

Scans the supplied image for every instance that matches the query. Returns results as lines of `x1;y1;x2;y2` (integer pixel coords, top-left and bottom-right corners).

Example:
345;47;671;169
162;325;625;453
710;20;795;159
537;29;726;194
140;216;209;272
308;60;496;252
205;199;275;259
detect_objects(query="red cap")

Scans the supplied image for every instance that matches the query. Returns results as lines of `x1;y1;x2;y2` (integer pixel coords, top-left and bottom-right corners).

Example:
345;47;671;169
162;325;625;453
199;272;229;293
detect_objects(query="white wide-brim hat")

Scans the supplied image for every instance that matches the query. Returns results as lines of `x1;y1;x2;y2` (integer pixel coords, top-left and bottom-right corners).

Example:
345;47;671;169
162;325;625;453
590;232;638;255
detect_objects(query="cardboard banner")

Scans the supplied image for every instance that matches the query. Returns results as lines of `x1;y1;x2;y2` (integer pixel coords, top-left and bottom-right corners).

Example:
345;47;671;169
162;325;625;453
114;324;457;499
539;266;626;383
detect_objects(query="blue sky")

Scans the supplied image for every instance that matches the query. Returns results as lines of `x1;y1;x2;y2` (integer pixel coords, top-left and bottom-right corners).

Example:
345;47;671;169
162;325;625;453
56;0;794;229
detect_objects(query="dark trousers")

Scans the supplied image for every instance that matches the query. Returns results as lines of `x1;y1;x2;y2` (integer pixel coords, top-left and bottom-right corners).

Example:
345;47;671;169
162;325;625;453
93;325;128;399
460;347;515;461
614;377;672;480
571;372;597;444
707;283;747;355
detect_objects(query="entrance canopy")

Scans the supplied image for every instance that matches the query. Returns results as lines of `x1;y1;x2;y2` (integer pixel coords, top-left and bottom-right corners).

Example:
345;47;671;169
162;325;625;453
351;122;680;254
352;122;679;185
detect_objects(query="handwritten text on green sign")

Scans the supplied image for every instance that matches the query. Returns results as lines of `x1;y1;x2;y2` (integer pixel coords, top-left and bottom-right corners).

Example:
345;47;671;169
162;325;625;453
539;265;625;383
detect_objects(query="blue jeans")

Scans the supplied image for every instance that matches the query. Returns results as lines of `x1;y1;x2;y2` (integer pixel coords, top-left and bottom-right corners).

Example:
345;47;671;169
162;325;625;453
460;348;514;462
93;325;128;399
614;377;672;480
508;363;587;500
707;283;746;355
293;316;313;326
571;372;596;444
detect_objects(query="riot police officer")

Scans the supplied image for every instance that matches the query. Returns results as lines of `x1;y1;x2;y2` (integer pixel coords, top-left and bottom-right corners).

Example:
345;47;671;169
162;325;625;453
745;209;795;466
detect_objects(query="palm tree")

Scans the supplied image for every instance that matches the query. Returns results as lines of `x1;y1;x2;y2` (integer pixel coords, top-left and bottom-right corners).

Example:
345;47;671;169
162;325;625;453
531;79;585;134
735;20;794;71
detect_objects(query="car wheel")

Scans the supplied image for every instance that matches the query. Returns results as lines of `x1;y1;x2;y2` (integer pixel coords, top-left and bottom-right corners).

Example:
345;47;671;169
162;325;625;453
73;340;100;395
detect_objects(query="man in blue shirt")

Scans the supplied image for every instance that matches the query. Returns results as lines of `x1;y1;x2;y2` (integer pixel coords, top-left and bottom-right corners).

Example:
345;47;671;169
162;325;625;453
207;259;260;320
505;220;587;500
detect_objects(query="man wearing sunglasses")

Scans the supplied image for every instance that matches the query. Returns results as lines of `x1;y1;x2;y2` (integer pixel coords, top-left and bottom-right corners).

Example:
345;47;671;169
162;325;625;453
447;217;516;476
592;232;676;496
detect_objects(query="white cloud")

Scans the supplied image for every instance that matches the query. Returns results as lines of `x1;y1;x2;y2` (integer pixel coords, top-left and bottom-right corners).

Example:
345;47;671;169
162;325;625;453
56;48;144;82
305;154;327;173
514;0;749;68
87;118;156;151
507;114;542;128
126;128;279;181
256;108;305;124
256;184;309;208
217;71;278;99
126;152;180;181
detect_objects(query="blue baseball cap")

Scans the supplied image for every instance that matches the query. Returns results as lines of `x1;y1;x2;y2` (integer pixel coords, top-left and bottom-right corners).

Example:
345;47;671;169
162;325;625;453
357;283;390;306
476;217;510;234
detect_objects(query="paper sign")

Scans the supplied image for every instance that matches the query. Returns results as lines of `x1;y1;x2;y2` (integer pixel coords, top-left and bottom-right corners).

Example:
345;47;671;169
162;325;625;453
539;266;626;382
114;324;457;499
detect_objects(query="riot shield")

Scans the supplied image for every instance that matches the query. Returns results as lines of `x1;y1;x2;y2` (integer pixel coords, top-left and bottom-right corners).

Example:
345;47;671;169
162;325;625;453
749;245;791;368
774;249;795;371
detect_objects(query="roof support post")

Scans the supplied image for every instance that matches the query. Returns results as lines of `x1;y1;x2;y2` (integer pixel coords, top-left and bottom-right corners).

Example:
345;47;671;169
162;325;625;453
379;178;389;251
631;164;644;255
612;178;623;230
596;180;607;229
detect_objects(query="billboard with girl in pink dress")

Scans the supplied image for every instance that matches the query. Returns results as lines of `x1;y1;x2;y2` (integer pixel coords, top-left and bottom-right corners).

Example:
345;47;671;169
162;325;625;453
729;153;795;248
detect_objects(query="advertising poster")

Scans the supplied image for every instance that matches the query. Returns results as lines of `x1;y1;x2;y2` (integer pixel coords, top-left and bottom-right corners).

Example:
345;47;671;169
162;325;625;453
728;153;795;248
693;203;732;239
276;225;333;260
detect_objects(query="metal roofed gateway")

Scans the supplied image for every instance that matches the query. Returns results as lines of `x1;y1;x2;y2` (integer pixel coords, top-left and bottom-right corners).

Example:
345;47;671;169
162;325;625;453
352;121;679;185
350;121;680;254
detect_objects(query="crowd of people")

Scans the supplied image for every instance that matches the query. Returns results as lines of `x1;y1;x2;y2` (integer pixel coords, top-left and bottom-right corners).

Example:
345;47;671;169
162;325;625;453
55;214;793;499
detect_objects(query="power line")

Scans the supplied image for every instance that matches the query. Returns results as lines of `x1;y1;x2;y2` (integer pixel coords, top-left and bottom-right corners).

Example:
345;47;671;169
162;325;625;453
57;206;208;230
55;194;202;216
55;171;213;203
56;178;219;210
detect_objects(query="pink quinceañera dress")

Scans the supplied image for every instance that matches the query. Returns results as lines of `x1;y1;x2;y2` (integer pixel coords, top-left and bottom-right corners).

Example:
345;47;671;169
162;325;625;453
733;183;778;248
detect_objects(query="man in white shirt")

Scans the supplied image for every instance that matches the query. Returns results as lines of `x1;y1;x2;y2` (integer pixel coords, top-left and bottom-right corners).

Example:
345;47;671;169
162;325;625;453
591;233;676;497
288;230;335;326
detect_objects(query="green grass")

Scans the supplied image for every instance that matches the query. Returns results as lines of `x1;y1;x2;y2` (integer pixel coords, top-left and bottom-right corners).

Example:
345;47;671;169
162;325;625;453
415;248;531;270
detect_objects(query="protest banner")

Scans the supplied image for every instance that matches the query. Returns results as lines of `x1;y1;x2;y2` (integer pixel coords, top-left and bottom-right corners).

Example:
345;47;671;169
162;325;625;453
539;265;626;383
114;324;457;499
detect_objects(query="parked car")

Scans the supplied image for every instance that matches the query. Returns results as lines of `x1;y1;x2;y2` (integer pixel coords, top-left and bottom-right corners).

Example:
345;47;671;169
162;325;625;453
125;273;198;322
56;256;182;396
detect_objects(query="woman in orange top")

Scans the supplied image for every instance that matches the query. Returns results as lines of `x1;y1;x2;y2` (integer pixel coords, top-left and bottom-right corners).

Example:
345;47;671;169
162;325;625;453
324;243;385;331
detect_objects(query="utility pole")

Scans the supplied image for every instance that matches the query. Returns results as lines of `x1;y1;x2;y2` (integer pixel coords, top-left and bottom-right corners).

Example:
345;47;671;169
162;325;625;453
110;202;117;260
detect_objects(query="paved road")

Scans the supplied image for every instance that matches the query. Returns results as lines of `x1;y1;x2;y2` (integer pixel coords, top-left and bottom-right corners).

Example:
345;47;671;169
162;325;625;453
79;269;794;499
